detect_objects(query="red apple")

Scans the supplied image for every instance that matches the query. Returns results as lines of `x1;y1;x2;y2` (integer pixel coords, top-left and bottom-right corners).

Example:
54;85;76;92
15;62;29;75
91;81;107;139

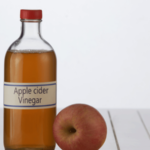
53;104;107;150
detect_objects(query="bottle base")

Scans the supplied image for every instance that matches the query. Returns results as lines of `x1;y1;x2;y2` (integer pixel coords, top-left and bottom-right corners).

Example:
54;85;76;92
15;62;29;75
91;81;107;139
5;149;54;150
5;147;55;150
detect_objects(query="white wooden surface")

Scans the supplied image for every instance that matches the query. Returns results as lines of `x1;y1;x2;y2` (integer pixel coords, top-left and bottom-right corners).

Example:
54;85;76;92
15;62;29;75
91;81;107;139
0;109;3;149
1;109;150;150
138;110;150;138
110;110;150;150
97;110;118;150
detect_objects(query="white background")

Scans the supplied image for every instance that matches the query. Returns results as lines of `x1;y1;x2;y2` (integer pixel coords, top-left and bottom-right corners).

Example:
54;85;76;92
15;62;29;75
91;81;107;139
1;0;150;109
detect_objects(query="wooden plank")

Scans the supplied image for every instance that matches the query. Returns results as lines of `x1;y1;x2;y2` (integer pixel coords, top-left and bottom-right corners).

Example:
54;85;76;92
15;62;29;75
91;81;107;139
56;109;118;150
99;110;118;150
0;109;4;150
138;109;150;138
110;109;150;150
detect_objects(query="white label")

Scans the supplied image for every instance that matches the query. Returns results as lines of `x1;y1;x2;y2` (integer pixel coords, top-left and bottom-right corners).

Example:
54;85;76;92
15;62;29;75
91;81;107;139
4;82;56;109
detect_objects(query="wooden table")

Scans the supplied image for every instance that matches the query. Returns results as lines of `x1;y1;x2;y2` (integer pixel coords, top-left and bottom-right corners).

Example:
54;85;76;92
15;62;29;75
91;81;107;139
1;109;150;150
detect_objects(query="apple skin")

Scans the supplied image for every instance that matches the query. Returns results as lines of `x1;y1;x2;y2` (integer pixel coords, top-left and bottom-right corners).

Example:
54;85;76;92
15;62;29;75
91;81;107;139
53;104;107;150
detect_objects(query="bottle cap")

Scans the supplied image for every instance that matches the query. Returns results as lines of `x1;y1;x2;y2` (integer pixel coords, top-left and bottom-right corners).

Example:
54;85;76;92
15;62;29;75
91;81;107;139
20;10;42;20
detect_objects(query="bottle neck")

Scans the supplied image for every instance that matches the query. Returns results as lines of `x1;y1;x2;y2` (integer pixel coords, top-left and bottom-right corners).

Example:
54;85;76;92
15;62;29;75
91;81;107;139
20;20;42;39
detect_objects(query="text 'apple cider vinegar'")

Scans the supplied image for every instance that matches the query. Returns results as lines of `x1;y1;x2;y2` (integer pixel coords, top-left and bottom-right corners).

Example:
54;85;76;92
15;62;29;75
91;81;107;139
4;10;57;150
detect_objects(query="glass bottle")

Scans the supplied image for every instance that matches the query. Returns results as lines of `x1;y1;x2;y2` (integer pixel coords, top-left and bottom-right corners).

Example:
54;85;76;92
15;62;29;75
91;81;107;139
4;10;56;150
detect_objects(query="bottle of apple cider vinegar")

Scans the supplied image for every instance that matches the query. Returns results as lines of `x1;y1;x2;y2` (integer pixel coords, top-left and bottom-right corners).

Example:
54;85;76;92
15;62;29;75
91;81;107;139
4;10;56;150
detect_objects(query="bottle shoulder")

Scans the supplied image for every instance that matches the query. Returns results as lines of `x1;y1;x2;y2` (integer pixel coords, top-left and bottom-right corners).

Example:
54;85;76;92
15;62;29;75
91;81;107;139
8;37;54;52
4;45;57;65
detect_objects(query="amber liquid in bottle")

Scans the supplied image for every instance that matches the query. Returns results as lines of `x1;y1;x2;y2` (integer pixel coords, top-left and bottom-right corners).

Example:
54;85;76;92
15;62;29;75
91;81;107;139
4;50;56;150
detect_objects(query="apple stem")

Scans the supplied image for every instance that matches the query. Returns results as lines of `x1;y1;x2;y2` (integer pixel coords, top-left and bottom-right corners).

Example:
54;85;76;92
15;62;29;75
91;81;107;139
68;127;76;133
